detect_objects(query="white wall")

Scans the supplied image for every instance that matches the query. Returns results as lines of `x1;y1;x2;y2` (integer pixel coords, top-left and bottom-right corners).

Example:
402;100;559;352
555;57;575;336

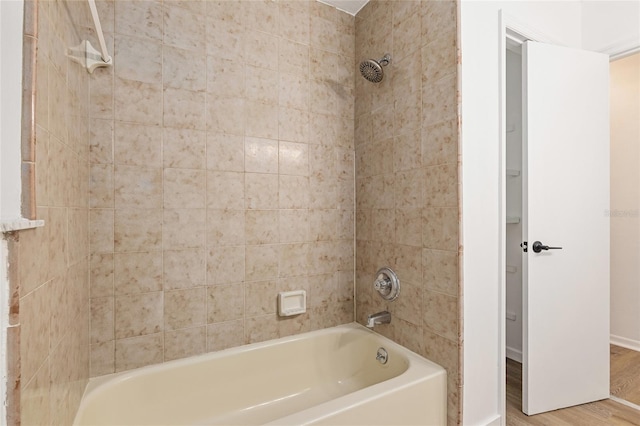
610;53;640;348
460;1;583;424
582;1;640;55
461;0;640;424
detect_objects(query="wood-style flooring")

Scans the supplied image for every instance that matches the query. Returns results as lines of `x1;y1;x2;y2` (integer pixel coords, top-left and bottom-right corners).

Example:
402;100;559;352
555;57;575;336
611;345;640;406
506;358;640;425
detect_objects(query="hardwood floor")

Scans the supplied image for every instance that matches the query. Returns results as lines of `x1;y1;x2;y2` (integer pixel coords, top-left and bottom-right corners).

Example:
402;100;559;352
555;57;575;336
506;358;640;425
611;345;640;406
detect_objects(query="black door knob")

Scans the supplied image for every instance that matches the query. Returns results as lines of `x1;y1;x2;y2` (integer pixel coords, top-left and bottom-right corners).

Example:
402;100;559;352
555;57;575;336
532;241;563;253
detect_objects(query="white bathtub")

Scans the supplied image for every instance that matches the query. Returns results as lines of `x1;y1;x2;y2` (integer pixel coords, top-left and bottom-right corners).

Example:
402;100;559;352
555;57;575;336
74;323;447;425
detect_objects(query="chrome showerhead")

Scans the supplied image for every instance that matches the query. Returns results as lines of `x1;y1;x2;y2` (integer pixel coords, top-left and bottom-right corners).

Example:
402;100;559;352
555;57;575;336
359;54;391;83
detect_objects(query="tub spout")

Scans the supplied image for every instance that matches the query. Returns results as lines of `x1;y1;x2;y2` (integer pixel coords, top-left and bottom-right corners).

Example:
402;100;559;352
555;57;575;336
366;311;391;329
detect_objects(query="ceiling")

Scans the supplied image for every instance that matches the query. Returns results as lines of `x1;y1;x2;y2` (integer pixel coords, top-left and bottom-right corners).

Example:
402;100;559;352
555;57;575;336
318;0;369;15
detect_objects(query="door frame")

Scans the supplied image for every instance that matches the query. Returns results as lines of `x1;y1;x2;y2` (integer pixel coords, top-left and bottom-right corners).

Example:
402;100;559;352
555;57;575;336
497;11;565;424
497;11;640;423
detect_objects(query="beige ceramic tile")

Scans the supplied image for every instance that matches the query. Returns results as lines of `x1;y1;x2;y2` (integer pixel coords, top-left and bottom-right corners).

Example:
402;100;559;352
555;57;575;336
89;118;114;164
245;68;278;106
392;9;421;61
245;314;279;344
423;207;458;252
245;210;279;245
423;290;458;341
206;18;245;62
207;96;244;135
164;326;206;361
114;34;162;84
423;249;458;297
89;66;114;120
279;39;309;76
245;244;279;282
114;252;162;295
47;208;68;277
207;320;244;352
163;45;206;92
90;297;114;344
244;102;278;139
207;58;244;98
423;119;458;167
244;137;278;174
114;122;162;167
163;168;206;209
245;173;278;210
114;209;162;252
245;30;278;71
114;77;162;126
279;106;309;143
206;210;245;247
163;128;206;169
114;165;162;209
115;333;163;372
163;209;206;249
114;1;162;40
421;0;457;42
394;169;421;209
89;164;114;208
424;164;458;208
21;356;50;426
90;253;114;298
279;175;309;209
206;132;244;172
279;141;309;176
20;284;50;386
163;249;206;290
395;208;422;247
422;74;457;127
245;280;277;317
393;129;422;172
91;341;115;377
309;209;338;241
310;16;339;53
207;246;245;285
279;73;309;110
115;292;163;339
164;287;206;330
90;208;114;253
163;3;206;51
164;88;206;130
207;284;244;323
279;313;311;338
244;0;279;35
307;273;335;307
278;243;309;278
279;4;309;44
206;171;244;209
17;218;49;296
279;209;309;243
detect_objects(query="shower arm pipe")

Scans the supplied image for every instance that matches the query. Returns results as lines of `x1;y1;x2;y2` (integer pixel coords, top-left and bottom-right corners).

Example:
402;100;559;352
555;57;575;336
87;0;112;64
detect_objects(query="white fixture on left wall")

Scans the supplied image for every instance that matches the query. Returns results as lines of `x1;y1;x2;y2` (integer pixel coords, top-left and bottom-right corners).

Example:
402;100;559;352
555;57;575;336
68;0;112;73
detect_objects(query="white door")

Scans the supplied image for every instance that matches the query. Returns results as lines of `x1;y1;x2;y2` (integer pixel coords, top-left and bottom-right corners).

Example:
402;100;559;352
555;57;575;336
522;41;610;415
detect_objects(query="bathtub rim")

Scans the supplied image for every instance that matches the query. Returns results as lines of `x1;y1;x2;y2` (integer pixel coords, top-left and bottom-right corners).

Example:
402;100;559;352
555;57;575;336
76;322;447;425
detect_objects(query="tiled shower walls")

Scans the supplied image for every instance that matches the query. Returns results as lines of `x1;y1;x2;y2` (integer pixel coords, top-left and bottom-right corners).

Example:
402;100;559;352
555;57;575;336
10;0;93;424
88;0;356;375
354;1;461;425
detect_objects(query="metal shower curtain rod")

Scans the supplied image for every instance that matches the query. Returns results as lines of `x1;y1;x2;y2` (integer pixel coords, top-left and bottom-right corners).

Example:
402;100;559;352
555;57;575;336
68;0;112;73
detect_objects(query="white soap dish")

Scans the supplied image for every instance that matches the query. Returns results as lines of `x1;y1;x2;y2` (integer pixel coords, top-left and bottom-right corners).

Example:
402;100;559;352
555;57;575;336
278;290;306;316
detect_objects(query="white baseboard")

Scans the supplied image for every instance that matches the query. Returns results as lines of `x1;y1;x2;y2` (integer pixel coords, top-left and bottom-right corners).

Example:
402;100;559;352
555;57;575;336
484;414;502;426
506;345;522;363
611;334;640;352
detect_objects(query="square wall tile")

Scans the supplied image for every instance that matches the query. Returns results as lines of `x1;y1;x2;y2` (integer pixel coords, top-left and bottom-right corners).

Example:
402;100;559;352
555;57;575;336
115;292;164;339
